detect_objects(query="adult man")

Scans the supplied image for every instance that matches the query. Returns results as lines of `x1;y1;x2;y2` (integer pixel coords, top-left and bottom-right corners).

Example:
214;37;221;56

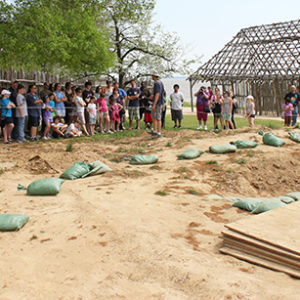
150;74;165;138
285;85;300;126
82;81;93;132
9;80;18;140
170;84;184;128
127;80;141;130
104;80;113;105
39;82;51;101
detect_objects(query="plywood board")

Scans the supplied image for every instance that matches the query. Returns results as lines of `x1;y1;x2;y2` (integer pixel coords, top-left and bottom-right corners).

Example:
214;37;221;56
220;246;300;278
222;229;300;261
225;201;300;255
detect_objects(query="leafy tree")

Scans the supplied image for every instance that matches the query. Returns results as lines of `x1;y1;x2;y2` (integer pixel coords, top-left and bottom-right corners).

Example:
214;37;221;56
0;0;115;77
102;0;181;87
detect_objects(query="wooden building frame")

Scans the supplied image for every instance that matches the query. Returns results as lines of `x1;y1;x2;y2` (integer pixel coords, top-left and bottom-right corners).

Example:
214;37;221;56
188;19;300;115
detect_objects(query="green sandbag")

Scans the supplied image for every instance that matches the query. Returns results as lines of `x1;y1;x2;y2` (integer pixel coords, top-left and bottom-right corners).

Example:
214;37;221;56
232;197;264;212
251;199;286;214
209;144;237;154
230;140;258;149
258;130;264;136
263;133;285;147
0;214;29;231
284;192;300;201
279;196;295;204
130;155;158;165
82;161;112;178
27;178;64;195
289;132;300;143
60;162;90;180
178;148;204;160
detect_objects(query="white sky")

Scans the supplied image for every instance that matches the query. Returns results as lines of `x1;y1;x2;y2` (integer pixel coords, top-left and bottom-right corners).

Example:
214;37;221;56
154;0;300;69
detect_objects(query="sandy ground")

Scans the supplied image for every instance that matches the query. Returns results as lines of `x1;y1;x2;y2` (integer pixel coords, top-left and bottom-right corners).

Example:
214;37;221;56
0;126;299;300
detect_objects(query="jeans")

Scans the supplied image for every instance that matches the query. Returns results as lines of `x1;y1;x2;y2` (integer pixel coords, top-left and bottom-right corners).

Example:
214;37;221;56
11;117;18;140
17;117;26;141
292;106;298;126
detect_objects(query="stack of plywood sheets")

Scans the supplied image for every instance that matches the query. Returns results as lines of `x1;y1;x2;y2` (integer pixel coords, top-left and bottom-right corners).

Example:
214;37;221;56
220;201;300;278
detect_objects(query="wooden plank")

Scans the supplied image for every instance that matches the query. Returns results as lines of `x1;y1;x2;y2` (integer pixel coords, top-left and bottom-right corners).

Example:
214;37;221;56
223;239;300;269
220;247;300;278
225;201;300;255
222;229;300;261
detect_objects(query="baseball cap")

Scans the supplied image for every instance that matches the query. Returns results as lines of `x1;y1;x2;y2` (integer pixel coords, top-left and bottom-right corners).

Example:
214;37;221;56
1;89;11;96
246;95;254;100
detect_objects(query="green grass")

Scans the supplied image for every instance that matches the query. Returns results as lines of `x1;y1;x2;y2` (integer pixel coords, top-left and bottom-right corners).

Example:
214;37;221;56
166;141;173;147
187;189;200;195
235;158;247;165
206;160;218;165
0;168;4;175
247;151;255;157
177;167;189;173
155;190;168;196
66;143;73;152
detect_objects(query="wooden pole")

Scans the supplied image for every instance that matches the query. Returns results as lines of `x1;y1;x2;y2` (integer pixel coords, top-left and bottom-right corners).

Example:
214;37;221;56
189;78;194;113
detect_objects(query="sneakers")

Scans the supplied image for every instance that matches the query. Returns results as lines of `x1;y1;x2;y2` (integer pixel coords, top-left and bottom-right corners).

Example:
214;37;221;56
197;125;202;130
204;125;208;131
152;132;162;139
174;125;177;129
178;125;182;129
30;137;37;142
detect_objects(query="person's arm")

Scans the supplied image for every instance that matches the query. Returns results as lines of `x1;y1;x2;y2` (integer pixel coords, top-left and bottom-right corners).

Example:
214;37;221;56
118;103;123;111
34;98;43;105
7;101;16;109
203;92;209;100
230;99;233;114
79;99;86;107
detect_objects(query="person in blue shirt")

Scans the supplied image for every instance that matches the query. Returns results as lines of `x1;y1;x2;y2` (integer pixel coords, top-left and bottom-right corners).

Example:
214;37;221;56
284;85;300;126
1;89;16;144
127;80;141;130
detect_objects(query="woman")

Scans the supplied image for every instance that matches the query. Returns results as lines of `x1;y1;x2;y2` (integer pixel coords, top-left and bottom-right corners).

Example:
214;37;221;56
65;82;74;124
211;87;224;131
54;83;67;120
94;86;102;100
223;91;234;129
245;95;255;127
195;86;210;130
26;84;43;141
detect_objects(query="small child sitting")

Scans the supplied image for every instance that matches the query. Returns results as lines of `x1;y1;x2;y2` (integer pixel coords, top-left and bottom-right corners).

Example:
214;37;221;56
51;116;67;138
65;120;82;137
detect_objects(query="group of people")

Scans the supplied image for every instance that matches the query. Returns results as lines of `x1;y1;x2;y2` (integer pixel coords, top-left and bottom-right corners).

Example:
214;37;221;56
0;74;166;144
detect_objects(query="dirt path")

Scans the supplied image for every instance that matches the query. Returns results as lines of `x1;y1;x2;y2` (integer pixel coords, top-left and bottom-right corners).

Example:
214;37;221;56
0;126;299;299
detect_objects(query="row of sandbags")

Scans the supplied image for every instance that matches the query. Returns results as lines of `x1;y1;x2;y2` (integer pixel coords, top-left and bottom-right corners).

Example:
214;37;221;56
229;192;300;214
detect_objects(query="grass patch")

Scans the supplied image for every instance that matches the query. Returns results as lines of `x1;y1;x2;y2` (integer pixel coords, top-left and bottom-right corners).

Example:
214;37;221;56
187;189;200;195
0;168;4;175
177;167;189;173
150;165;161;170
122;170;147;178
30;234;38;240
247;151;255;157
166;141;173;147
110;157;123;163
155;190;168;196
213;167;222;172
206;160;218;165
235;158;247;165
66;143;73;152
226;169;234;173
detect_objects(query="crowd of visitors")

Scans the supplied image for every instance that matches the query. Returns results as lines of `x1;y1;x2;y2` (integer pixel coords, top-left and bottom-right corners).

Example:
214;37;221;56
0;78;299;144
0;74;166;143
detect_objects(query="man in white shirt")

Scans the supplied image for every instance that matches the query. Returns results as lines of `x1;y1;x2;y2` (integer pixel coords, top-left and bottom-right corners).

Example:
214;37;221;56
170;84;184;128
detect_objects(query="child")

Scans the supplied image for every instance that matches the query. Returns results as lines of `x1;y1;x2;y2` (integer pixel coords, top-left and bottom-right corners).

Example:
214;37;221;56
97;91;110;133
15;84;28;142
170;84;184;128
143;89;153;129
109;95;123;132
283;98;294;127
87;96;97;135
245;95;255;127
43;95;53;139
51;116;67;138
75;87;89;136
65;120;82;137
1;90;15;144
47;93;56;118
223;91;234;129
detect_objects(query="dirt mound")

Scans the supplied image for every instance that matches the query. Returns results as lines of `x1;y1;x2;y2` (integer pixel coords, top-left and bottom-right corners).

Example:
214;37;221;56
26;155;59;174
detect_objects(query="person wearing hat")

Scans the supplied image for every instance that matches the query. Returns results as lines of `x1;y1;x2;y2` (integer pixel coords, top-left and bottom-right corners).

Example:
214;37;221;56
1;90;16;144
150;74;165;138
194;86;210;130
245;95;255;127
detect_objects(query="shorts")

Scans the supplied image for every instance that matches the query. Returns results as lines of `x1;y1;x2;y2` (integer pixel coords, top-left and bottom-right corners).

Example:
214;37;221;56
89;114;96;125
28;115;40;127
249;114;255;118
196;105;208;122
128;106;140;121
144;112;152;123
77;111;86;124
56;109;66;117
44;116;53;124
214;113;222;118
1;116;14;126
151;105;163;121
171;109;183;121
223;112;231;121
99;111;108;118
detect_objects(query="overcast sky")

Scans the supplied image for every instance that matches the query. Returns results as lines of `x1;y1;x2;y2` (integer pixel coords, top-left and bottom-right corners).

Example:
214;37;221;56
154;0;300;66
